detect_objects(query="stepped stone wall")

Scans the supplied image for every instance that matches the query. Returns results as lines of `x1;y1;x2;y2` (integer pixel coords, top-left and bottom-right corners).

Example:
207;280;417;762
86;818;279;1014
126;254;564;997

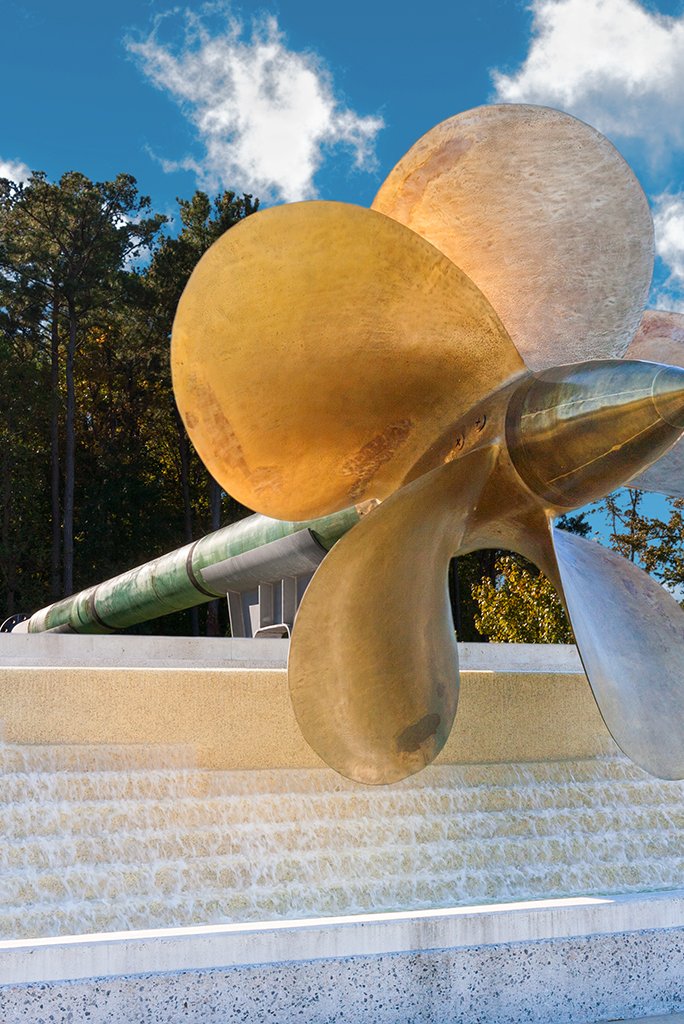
0;640;681;1023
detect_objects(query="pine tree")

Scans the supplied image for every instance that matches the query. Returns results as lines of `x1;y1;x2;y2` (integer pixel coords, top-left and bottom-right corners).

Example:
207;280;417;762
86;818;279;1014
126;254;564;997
0;171;165;594
140;190;258;634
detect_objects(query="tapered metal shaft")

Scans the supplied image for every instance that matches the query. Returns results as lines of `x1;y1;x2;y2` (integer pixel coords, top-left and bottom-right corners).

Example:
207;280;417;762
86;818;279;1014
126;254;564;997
506;359;684;510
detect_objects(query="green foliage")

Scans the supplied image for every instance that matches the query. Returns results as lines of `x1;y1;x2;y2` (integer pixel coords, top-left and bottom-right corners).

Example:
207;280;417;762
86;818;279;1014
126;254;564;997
466;513;589;644
469;493;684;643
0;327;51;613
450;551;498;641
0;166;257;632
0;170;168;596
555;511;591;537
601;489;684;604
472;555;574;644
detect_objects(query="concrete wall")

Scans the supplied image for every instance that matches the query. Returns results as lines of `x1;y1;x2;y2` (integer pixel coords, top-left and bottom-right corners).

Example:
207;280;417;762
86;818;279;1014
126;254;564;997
0;633;290;669
5;930;684;1024
0;649;614;769
2;893;684;1023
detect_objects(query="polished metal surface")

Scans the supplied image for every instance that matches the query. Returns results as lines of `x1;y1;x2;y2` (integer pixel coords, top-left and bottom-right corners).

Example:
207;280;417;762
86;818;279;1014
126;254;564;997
289;357;684;783
172;200;524;522
626;308;684;497
172;104;684;784
289;447;497;785
506;360;684;508
551;527;684;779
200;530;325;593
372;105;654;371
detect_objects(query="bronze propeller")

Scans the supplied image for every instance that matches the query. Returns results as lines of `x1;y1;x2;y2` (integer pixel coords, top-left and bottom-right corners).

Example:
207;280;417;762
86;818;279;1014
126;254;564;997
172;104;684;786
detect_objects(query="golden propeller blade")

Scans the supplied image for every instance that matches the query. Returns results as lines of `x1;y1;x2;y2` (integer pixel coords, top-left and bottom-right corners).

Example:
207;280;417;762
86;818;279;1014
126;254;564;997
288;446;498;785
625;309;684;498
372;104;653;370
551;527;684;780
172;201;524;522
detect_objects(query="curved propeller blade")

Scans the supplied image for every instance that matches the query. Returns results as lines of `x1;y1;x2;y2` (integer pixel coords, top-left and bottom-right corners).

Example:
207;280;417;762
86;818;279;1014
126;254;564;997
372;104;653;371
172;201;523;522
551;527;684;780
288;445;498;785
625;309;684;497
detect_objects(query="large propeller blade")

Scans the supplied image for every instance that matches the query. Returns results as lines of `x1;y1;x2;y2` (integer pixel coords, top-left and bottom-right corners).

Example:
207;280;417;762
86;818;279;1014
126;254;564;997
551;527;684;780
172;201;523;522
373;105;654;370
625;309;684;498
288;446;498;785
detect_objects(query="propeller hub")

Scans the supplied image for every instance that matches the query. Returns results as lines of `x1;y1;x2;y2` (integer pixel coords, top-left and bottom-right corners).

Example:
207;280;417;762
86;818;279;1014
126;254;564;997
653;364;684;429
506;359;684;510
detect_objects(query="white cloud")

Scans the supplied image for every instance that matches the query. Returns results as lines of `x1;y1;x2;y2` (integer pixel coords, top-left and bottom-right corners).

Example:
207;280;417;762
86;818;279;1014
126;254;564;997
654;193;684;284
0;158;30;184
127;13;383;203
650;192;684;309
492;0;684;155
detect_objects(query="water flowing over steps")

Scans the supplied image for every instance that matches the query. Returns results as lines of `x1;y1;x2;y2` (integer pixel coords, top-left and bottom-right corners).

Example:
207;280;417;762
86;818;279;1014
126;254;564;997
0;743;683;940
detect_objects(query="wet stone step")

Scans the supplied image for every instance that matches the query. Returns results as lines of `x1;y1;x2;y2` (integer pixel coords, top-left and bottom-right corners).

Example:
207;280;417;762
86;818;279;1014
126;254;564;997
2;856;684;942
2;813;682;869
192;756;650;795
1;833;682;908
0;745;683;940
1;779;682;841
0;768;216;805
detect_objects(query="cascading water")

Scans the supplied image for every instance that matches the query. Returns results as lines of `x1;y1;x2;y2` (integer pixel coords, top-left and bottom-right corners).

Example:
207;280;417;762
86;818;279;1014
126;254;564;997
1;742;683;940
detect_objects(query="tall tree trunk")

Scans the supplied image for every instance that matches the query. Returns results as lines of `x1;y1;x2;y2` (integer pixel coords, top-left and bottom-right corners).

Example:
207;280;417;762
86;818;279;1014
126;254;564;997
448;558;462;639
206;475;222;636
1;450;14;615
627;489;641;563
63;298;77;596
50;287;61;598
173;407;193;542
173;406;198;636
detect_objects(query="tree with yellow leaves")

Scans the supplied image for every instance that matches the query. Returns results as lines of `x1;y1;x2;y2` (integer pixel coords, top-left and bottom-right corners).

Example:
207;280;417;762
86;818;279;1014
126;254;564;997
472;555;574;644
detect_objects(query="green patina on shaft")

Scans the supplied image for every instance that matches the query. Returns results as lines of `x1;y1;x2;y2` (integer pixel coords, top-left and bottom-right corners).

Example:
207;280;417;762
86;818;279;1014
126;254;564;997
28;506;361;634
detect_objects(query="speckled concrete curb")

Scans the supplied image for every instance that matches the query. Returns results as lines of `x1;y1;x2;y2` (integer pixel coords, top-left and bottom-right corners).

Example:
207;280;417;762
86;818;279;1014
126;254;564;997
1;925;683;1024
1;892;683;1024
1;890;682;985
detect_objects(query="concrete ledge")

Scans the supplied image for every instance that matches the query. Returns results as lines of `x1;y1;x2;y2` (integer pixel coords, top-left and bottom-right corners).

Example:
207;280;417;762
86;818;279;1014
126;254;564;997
0;633;290;669
0;634;583;672
4;927;683;1024
0;665;614;768
2;890;682;986
602;1017;684;1023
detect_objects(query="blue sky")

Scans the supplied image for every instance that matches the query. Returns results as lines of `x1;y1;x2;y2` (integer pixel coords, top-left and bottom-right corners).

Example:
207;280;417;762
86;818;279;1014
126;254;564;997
3;0;684;531
1;0;529;207
3;0;684;304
